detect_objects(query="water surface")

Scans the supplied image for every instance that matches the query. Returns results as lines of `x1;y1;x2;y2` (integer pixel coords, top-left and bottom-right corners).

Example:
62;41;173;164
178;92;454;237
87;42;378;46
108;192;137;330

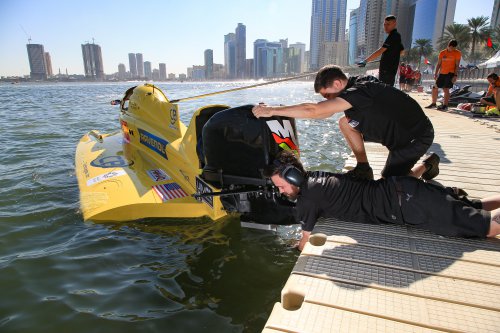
0;81;349;332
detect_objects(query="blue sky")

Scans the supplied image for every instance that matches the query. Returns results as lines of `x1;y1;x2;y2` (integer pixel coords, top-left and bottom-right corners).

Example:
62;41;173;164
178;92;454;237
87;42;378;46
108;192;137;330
0;0;495;76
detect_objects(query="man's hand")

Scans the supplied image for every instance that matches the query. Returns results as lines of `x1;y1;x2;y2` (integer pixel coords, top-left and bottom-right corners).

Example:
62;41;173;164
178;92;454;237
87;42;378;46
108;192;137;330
252;104;273;118
357;60;367;67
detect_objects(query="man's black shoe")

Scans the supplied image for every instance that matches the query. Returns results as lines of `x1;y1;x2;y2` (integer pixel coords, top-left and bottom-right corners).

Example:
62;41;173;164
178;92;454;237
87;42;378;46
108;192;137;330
425;103;436;109
436;104;448;111
422;153;440;180
345;165;374;180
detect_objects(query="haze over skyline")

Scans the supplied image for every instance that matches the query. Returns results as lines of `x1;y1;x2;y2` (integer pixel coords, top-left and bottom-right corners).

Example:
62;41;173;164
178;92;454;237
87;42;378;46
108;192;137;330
0;0;494;77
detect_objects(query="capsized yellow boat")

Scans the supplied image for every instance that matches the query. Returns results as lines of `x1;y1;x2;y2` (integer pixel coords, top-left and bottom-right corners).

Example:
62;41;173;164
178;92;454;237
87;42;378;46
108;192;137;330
75;84;300;224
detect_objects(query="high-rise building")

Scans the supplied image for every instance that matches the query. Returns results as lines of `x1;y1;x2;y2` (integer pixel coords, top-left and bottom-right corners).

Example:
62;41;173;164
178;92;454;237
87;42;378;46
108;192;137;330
144;61;152;80
224;33;236;79
410;0;456;50
190;65;205;80
81;42;104;80
349;8;359;65
152;69;160;81
128;53;137;78
253;39;284;78
159;63;167;81
309;0;347;70
118;63;126;80
235;23;246;79
204;49;214;80
44;52;53;77
136;53;144;78
289;42;306;73
320;41;348;67
355;0;368;61
27;44;47;80
491;0;499;28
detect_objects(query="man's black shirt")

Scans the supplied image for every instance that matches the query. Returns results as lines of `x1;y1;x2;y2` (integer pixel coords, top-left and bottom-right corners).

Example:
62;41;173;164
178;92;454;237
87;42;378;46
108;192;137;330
296;171;400;232
340;76;430;150
380;29;404;74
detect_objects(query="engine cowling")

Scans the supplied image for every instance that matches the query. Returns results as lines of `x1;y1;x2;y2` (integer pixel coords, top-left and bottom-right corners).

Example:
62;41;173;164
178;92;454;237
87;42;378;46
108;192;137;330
200;105;300;225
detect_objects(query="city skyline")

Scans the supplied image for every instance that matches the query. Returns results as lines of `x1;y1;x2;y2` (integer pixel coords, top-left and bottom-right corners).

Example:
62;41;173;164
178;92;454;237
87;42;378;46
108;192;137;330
0;0;495;77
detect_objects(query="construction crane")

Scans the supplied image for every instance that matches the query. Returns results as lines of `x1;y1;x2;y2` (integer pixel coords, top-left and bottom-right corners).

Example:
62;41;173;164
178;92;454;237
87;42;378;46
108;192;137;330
20;24;31;44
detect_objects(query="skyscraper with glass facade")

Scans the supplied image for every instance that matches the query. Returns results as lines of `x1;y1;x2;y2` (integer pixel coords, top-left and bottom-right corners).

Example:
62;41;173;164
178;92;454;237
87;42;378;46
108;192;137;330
27;44;47;80
204;49;214;80
128;53;137;78
253;39;284;78
492;0;499;28
159;63;167;81
224;33;236;79
410;0;456;50
81;43;104;80
309;0;347;70
235;23;246;79
136;53;144;78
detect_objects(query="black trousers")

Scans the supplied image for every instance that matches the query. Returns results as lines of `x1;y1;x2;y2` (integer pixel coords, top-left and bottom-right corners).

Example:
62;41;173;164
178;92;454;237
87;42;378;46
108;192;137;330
379;70;396;86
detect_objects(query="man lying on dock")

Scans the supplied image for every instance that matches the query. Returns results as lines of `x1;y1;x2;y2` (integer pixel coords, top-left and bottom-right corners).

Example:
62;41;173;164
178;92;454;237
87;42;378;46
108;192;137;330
266;151;500;251
253;64;437;182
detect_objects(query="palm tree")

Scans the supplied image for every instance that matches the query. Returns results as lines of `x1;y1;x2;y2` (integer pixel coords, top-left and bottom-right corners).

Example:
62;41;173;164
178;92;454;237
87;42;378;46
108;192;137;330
414;39;433;70
437;23;471;51
467;16;490;62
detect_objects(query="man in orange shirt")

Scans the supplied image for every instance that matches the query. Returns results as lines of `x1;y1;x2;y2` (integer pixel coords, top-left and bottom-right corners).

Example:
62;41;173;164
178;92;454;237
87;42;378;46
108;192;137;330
426;40;461;110
480;72;500;109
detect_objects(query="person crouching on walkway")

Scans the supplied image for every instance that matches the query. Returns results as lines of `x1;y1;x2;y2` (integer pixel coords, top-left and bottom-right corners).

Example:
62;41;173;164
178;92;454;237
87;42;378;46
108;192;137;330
480;72;500;110
253;65;439;181
267;151;500;251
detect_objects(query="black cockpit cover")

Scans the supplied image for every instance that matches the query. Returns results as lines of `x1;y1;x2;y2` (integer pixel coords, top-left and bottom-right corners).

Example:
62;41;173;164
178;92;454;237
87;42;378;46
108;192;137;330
201;104;299;225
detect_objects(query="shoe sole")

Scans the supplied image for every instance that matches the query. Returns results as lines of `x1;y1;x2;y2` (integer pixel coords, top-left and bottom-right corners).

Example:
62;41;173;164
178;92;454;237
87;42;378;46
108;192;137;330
422;153;440;180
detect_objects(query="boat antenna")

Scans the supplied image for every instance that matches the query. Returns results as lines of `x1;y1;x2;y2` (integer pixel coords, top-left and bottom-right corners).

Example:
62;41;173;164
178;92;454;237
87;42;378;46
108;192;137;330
169;60;380;103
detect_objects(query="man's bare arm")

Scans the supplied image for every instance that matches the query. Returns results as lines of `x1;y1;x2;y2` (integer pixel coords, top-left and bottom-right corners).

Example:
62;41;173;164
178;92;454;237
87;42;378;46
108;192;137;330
252;98;352;119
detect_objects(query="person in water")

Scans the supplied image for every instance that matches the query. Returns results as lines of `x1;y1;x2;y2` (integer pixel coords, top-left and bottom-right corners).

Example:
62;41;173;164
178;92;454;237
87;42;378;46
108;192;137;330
253;64;438;181
266;151;500;251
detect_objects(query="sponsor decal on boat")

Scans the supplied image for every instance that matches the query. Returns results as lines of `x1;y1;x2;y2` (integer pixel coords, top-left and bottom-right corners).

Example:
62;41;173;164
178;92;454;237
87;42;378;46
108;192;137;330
152;183;187;202
83;162;90;178
195;177;213;208
138;128;169;159
86;170;126;187
90;155;132;168
266;119;299;152
169;107;178;131
147;169;171;182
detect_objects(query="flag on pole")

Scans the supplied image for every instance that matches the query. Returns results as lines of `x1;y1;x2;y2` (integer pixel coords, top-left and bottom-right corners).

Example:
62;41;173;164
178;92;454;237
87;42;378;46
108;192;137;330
487;37;497;50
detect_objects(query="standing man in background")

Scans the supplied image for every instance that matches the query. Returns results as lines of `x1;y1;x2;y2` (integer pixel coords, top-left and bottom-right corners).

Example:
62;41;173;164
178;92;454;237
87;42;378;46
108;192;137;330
426;40;461;110
359;15;404;86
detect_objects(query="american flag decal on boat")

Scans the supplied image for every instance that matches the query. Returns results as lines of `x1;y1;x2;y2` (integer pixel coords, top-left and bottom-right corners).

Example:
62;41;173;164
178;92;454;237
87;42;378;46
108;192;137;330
152;183;187;202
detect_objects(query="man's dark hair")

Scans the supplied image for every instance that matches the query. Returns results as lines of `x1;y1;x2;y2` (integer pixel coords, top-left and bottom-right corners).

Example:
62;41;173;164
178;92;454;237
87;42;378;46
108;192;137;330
448;39;458;47
263;150;305;178
314;65;348;93
385;15;397;21
487;72;499;80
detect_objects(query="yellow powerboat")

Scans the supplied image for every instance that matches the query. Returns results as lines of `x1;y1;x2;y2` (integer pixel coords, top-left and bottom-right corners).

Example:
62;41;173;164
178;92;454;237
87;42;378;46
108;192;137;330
75;84;299;224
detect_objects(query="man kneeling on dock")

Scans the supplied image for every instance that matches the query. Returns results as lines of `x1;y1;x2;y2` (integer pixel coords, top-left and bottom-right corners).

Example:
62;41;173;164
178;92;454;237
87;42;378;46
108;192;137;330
267;151;500;251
